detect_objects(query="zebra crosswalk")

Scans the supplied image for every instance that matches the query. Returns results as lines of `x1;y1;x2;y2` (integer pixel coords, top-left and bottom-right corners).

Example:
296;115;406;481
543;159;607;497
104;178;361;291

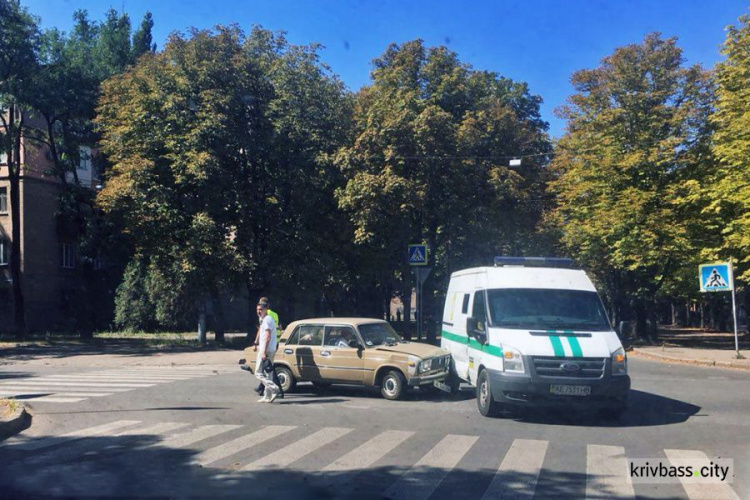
2;419;741;500
0;366;232;403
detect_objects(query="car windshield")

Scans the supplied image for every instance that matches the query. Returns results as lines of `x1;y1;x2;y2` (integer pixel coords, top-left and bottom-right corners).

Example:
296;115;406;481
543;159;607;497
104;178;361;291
486;288;611;331
358;322;403;347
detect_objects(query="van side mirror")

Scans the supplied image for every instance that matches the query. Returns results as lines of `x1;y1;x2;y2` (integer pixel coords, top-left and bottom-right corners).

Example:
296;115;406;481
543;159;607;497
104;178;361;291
466;317;478;337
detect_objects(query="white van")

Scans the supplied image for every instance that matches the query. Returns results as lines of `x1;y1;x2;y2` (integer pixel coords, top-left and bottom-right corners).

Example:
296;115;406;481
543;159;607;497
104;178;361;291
440;257;630;418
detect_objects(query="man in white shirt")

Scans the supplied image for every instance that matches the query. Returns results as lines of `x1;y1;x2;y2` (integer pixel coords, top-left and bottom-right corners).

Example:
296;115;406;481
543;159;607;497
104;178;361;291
255;298;280;403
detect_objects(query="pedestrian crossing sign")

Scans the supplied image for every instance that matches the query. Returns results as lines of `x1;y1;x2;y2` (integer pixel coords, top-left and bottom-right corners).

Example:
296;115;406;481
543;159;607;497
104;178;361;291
699;262;733;292
408;244;428;266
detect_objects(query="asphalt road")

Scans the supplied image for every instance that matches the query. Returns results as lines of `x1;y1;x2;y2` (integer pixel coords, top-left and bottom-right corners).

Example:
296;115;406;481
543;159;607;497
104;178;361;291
0;356;747;499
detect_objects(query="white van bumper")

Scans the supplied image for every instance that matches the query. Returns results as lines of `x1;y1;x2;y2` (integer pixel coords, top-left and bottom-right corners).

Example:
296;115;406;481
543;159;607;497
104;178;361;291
487;356;630;408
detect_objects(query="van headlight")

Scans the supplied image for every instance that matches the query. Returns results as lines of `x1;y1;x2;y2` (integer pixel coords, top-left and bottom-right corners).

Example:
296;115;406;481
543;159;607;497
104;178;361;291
502;347;524;374
612;347;627;376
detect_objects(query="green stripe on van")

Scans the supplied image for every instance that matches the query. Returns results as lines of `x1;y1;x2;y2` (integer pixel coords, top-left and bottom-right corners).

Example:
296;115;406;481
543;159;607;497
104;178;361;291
548;335;565;357
468;338;503;358
441;330;468;345
567;336;583;357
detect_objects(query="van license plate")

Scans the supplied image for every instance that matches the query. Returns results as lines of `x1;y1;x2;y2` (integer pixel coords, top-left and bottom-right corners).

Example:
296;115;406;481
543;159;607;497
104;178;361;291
550;385;591;396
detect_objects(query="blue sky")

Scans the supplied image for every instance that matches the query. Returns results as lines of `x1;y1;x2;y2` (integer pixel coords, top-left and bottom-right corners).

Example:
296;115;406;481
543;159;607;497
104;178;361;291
24;0;750;138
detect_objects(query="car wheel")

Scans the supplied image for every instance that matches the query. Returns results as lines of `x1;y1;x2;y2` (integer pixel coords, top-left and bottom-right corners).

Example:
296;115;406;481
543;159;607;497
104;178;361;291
476;369;502;417
380;370;406;400
275;365;296;393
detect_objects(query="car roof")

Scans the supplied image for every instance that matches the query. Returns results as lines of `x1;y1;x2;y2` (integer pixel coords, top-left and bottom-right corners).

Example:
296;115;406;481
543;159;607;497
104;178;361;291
285;317;388;328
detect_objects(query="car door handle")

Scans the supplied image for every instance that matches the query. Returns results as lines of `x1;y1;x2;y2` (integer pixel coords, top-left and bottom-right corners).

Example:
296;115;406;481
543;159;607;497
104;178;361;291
321;350;331;356
284;348;294;354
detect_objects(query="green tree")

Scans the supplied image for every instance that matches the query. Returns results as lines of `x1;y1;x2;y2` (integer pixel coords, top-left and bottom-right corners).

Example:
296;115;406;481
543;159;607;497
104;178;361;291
0;0;41;337
97;26;259;338
131;12;156;60
707;15;750;283
336;40;551;334
548;33;714;338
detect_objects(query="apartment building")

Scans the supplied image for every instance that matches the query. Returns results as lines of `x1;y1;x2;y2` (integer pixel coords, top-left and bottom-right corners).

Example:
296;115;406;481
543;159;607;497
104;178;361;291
0;109;108;333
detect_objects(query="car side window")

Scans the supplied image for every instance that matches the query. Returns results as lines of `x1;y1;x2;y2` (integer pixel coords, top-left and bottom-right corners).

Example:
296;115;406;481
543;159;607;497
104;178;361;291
473;290;487;332
298;325;324;346
286;327;300;345
324;326;357;347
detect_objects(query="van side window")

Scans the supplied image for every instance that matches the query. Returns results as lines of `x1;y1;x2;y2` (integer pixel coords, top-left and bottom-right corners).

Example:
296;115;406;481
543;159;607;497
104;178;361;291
461;294;470;314
473;290;487;332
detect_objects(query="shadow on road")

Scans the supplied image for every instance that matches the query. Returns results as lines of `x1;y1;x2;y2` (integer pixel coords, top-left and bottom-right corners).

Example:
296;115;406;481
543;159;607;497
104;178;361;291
504;389;701;428
0;432;599;499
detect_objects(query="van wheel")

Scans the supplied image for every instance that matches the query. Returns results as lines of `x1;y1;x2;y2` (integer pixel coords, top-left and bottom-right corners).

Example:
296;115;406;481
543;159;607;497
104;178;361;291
275;366;296;393
380;370;406;400
476;369;502;417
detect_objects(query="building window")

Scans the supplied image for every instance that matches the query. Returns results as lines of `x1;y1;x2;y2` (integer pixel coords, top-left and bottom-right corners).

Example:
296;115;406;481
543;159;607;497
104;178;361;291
0;187;7;213
0;151;7;165
0;238;9;266
93;255;106;270
61;243;76;269
79;146;91;172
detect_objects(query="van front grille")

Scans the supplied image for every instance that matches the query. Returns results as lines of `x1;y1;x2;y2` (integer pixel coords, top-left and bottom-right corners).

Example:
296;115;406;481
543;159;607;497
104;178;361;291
531;356;606;379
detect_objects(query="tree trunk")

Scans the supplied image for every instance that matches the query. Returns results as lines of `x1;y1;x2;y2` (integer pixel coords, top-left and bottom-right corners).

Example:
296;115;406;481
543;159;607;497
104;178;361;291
211;287;225;342
8;106;26;338
647;298;659;340
634;298;649;340
198;310;207;343
401;276;412;341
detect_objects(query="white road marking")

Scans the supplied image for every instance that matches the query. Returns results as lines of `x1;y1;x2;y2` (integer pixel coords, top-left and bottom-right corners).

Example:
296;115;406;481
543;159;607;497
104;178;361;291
664;449;740;500
383;434;478;500
25;397;87;403
9;420;141;451
160;425;242;449
194;425;296;467
0;381;154;388
0;385;131;392
242;427;353;471
0;391;113;397
482;439;549;500
323;430;414;479
585;445;634;500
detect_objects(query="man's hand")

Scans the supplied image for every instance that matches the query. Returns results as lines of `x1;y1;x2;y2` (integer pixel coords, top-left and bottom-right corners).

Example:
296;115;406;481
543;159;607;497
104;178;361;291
261;352;267;360
253;345;258;352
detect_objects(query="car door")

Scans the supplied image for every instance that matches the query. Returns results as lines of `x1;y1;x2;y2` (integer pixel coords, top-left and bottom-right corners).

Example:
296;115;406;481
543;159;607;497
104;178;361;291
317;325;365;384
291;324;325;381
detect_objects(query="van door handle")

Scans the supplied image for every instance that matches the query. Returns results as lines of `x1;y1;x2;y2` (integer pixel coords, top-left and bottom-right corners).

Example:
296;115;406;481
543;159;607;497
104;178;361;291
284;348;294;354
321;350;331;357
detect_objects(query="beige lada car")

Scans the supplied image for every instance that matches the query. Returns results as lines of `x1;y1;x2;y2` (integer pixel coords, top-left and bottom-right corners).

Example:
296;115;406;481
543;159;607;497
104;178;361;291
239;318;451;400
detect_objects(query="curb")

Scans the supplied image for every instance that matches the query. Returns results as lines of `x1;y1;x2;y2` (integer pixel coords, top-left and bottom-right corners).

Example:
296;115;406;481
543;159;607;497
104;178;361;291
632;348;750;371
0;402;31;441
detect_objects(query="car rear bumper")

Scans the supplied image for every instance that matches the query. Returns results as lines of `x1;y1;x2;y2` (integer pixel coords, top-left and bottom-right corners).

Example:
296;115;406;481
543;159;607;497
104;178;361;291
488;369;630;407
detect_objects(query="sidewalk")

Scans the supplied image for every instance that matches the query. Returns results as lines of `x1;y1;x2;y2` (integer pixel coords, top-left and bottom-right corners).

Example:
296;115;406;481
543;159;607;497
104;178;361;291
630;327;750;371
0;334;248;369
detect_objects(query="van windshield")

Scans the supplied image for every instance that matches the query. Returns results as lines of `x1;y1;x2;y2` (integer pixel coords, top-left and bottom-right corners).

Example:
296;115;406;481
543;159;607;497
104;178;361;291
486;288;611;331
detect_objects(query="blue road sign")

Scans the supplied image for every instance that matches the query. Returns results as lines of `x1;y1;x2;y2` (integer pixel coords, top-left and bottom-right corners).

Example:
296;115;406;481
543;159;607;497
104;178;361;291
699;263;733;292
408;244;428;266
